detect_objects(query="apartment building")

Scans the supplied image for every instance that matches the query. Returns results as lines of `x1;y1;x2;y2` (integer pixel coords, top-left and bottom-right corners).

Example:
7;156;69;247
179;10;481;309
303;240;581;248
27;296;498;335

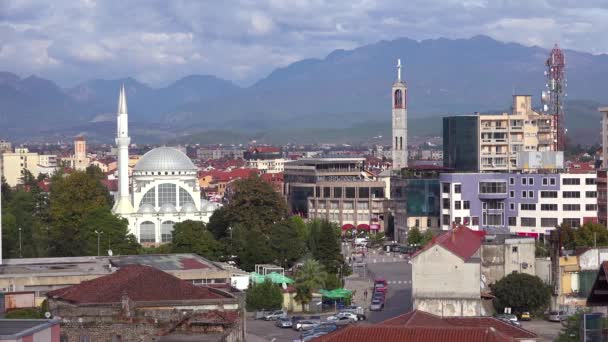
440;172;597;237
443;95;557;172
244;146;286;174
2;148;41;187
283;157;388;232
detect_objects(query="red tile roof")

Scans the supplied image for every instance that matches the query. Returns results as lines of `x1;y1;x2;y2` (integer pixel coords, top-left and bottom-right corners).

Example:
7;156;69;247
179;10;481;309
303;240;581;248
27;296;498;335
314;326;511;342
317;310;537;342
411;225;485;261
249;146;280;153
47;264;232;305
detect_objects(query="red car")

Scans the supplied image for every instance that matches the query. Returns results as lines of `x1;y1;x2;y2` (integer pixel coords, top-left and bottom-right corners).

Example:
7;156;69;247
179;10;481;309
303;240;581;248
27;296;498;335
374;277;388;293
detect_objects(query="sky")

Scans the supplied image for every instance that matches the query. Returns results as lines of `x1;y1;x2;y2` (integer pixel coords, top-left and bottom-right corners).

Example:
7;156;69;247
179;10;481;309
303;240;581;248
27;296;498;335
1;0;607;87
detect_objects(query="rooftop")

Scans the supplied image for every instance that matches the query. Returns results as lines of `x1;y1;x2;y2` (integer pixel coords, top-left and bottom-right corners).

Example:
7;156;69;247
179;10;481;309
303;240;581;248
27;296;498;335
134;147;197;172
0;319;60;339
317;310;537;342
411;225;485;262
110;253;223;272
47;264;233;305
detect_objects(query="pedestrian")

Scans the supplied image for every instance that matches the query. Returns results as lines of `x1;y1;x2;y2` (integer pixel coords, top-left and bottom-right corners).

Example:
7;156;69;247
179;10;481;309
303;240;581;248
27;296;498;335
364;289;368;300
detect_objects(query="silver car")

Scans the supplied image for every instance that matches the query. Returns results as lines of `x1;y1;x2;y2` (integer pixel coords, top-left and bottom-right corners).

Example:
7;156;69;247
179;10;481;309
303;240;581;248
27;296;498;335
275;317;293;328
370;299;384;311
293;320;318;331
264;310;286;321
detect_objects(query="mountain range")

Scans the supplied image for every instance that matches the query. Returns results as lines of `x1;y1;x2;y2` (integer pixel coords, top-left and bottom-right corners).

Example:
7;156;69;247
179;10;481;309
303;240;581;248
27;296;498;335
1;35;607;145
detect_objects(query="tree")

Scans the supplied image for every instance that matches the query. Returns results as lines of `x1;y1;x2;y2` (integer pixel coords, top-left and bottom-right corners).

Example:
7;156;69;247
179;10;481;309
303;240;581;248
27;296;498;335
556;310;589;342
324;273;342;290
574;223;608;248
246;279;284;311
236;226;274;271
314;220;343;274
290;216;309;243
47;170;139;256
385;214;395;240
407;227;423;246
491;273;551;315
295;259;327;306
170;220;221;259
269;220;306;268
559;224;577;250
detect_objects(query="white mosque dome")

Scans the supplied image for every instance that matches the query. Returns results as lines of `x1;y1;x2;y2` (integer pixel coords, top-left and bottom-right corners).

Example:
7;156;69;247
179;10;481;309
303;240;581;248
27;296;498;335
134;147;197;172
181;202;198;213
138;203;156;214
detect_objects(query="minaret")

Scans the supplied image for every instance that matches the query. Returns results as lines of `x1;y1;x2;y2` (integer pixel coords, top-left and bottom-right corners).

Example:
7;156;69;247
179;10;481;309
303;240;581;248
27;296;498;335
392;59;408;170
112;85;134;214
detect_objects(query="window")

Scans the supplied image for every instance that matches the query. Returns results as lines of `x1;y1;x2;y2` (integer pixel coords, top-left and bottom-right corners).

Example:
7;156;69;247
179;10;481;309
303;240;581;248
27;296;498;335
563;191;581;198
455;184;461;193
529;178;534;185
541;204;558;211
586;204;598;211
479;181;507;194
161;221;175;242
509;203;515;211
140;221;155;243
542;177;548;186
586;191;597;198
586;178;596;185
415;219;420;227
463;217;470;225
357;201;369;209
485;200;503;210
512;246;518;253
455;201;461;210
509;177;515;185
550;178;556;185
521;177;527;185
158;183;177;206
345;187;356;198
179;187;194;206
522;191;527;198
141;187;156;206
442;214;450;225
442;183;450;193
323;187;331;198
359;187;370;198
472;216;479;225
563;178;580;185
343;201;354;210
486;213;503;226
508;217;516;226
463;201;470;209
443;198;450;209
541;191;558;198
521;203;536;211
563;204;580;211
528;190;534;198
334;187;342;198
541;218;558;227
455;217;462;224
521;217;536;227
509;190;515;198
563;218;581;227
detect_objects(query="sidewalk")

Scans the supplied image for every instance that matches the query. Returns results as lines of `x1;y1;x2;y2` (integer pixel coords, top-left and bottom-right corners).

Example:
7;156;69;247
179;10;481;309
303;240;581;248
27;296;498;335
344;272;373;308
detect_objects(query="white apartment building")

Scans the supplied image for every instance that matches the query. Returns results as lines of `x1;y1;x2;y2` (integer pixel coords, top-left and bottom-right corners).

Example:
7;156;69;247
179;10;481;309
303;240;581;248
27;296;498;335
440;172;597;237
246;158;287;174
478;95;556;172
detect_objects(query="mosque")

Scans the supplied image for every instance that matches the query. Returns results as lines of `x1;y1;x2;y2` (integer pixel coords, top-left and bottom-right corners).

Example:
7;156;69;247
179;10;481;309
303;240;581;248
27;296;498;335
111;86;220;244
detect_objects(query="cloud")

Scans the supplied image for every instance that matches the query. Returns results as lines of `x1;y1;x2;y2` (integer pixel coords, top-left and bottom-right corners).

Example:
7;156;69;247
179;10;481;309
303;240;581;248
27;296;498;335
0;0;606;86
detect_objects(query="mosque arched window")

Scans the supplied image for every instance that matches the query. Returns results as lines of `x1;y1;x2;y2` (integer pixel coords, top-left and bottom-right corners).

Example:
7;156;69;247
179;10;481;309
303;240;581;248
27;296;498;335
161;221;175;243
141;187;156;207
140;221;156;243
158;183;177;206
179;187;195;206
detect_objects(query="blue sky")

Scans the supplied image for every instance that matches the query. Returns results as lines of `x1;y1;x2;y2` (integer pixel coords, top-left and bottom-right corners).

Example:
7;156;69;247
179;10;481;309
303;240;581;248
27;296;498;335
1;0;607;87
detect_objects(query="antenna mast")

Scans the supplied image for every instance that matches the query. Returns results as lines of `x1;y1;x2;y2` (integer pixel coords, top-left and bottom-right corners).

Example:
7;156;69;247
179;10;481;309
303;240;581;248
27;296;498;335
542;44;566;151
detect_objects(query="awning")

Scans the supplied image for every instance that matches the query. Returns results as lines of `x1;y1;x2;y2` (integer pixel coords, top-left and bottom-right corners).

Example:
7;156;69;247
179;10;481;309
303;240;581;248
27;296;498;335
342;224;355;231
357;224;370;231
370;224;380;230
319;288;353;299
517;232;539;238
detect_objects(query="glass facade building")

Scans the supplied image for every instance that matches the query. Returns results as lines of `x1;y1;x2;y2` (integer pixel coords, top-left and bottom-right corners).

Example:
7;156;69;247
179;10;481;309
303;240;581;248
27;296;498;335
443;116;479;172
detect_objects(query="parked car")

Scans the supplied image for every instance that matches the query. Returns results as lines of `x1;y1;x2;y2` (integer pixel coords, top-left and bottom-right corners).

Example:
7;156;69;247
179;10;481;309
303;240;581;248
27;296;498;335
301;323;338;337
264;310;286;321
370;299;384;311
548;311;567;322
327;311;358;322
308;315;322;322
275;317;293;328
293;320;319;331
291;315;305;324
519;312;531;321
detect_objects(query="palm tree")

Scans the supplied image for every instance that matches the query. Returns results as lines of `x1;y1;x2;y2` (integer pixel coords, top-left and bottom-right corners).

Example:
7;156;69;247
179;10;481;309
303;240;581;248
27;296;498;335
294;259;327;309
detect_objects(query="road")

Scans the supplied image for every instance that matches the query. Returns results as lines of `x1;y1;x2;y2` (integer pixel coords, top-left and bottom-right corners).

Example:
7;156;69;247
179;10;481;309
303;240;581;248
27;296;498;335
364;257;413;322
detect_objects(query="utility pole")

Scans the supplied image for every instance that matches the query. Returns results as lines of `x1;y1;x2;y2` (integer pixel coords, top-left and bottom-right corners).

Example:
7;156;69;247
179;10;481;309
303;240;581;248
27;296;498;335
18;227;22;258
94;230;103;256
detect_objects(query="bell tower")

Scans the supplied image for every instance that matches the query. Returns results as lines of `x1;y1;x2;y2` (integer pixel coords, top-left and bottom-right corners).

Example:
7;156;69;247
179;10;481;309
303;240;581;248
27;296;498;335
392;59;408;170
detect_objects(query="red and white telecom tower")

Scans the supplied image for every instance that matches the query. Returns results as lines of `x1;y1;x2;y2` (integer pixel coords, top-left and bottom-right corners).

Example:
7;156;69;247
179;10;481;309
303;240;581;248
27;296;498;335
542;44;566;151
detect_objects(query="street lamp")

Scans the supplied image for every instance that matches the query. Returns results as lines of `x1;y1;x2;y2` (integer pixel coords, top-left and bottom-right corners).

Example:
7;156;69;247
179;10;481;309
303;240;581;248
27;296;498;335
94;230;103;256
18;227;22;258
